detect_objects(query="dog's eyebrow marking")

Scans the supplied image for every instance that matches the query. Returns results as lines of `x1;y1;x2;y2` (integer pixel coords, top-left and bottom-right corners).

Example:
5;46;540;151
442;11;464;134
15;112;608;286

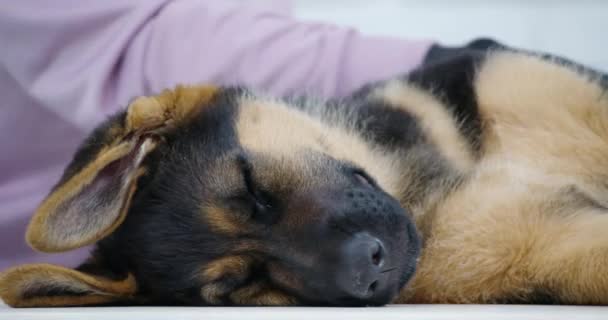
203;206;245;236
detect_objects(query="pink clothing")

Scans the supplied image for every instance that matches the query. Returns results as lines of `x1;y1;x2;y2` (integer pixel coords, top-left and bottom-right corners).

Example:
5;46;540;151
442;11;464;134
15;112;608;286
0;0;431;270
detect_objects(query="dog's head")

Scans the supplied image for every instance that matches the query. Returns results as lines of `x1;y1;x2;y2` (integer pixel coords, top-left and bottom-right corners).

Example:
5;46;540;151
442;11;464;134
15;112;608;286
0;85;420;307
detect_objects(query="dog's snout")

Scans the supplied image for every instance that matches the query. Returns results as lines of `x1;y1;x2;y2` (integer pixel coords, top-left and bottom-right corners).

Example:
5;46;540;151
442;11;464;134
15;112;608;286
335;233;387;301
290;183;419;306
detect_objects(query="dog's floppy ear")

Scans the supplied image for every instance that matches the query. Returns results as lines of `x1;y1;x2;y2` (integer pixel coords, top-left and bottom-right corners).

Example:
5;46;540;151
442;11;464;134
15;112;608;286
0;264;137;307
26;85;218;252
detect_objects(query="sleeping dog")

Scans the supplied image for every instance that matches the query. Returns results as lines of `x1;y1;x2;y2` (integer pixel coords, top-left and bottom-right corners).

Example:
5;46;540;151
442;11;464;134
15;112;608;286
2;40;608;307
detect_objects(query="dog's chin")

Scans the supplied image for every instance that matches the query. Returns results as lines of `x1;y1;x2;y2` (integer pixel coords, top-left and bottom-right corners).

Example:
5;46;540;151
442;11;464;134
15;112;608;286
381;256;418;305
396;258;419;293
397;213;422;289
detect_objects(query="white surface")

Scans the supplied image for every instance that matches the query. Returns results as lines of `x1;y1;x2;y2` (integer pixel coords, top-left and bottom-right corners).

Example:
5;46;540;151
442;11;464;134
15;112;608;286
1;303;607;320
293;0;608;71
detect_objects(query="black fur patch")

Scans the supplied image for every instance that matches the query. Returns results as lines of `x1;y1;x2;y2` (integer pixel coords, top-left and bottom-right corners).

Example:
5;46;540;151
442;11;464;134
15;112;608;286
423;38;505;66
407;52;485;155
354;100;426;150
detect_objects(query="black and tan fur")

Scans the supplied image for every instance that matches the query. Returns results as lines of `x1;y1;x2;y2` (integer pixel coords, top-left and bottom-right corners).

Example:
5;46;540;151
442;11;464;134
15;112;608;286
2;39;608;307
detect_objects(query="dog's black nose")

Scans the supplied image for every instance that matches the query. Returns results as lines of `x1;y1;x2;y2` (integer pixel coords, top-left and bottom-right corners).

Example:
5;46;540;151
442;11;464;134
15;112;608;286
335;232;386;301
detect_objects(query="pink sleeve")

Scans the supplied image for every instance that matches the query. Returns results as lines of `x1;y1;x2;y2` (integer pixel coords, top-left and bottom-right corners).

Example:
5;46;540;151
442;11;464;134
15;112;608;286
0;0;431;270
141;0;432;99
1;0;431;131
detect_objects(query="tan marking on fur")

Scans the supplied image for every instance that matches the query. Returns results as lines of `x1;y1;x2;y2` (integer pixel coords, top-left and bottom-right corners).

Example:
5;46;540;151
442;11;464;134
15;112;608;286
530;213;608;304
126;85;218;132
203;206;247;236
373;81;475;172
106;121;127;141
475;52;608;185
401;160;608;304
0;264;136;307
199;256;254;304
26;139;155;252
267;262;303;292
200;282;227;305
8;295;121;308
397;53;608;304
400;161;550;303
236;97;404;198
201;256;252;282
229;281;297;306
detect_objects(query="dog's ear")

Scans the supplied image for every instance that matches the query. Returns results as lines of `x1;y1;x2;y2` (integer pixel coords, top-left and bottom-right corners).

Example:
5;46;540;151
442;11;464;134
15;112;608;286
0;263;137;307
26;85;218;252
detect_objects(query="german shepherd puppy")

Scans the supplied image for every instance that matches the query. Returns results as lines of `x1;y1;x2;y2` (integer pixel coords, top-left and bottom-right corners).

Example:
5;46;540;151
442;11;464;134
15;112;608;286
2;40;608;307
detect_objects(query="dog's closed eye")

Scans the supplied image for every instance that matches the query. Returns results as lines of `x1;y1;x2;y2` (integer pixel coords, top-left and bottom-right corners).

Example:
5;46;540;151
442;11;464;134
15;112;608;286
236;154;277;224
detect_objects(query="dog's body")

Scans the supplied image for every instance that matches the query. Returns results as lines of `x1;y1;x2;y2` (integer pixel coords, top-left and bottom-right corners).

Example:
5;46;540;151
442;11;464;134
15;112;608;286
2;40;608;307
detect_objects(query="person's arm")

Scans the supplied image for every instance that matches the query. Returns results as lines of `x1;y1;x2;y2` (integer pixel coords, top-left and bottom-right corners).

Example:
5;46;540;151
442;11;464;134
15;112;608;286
0;0;431;270
0;0;432;131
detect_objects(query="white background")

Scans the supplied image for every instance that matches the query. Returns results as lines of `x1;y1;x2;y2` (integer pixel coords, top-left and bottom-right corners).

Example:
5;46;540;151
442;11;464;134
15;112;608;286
293;0;608;70
2;1;608;319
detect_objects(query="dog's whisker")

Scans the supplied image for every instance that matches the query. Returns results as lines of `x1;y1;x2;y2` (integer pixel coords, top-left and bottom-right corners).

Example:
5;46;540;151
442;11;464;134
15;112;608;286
380;267;397;274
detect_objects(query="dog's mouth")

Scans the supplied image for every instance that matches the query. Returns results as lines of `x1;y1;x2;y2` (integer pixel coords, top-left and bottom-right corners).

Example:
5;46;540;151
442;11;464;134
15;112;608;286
291;216;421;307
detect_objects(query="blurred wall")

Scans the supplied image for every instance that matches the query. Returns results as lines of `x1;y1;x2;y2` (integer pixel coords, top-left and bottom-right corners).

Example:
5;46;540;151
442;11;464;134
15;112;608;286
293;0;608;70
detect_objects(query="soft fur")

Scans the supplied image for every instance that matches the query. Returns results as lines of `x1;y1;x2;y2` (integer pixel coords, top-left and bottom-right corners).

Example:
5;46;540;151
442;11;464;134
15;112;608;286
2;39;608;307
